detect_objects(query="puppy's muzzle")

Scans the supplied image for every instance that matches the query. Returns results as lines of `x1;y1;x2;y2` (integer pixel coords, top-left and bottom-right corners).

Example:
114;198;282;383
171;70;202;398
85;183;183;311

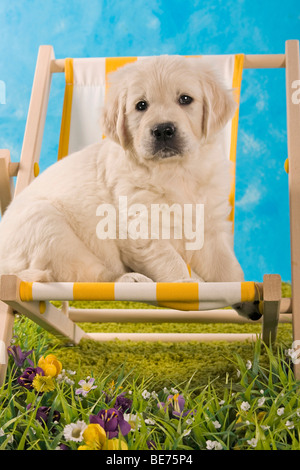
151;122;181;158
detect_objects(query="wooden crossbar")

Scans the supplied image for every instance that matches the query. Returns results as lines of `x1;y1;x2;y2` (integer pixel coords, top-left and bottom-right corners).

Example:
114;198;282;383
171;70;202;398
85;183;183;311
0;274;289;349
1;276;260;311
50;54;286;74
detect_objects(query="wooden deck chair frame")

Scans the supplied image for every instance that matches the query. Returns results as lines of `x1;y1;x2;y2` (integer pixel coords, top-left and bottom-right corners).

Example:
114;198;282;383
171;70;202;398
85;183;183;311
0;41;299;385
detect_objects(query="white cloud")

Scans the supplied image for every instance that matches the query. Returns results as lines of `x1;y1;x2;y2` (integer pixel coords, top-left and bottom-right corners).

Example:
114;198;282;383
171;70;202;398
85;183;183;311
239;130;267;156
147;16;160;30
0;137;20;162
53;20;66;35
240;72;269;112
236;184;262;210
268;125;286;143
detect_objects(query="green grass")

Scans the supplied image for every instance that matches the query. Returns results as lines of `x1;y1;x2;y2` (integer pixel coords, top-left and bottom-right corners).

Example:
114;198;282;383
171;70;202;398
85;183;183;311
1;282;299;450
49;282;293;391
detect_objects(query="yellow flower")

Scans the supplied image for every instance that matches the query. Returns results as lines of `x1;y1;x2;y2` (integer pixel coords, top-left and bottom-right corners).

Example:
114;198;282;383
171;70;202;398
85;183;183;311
38;354;62;377
108;380;116;392
171;393;181;414
106;439;128;450
32;374;56;393
108;379;123;393
78;424;106;450
257;411;267;421
77;424;128;451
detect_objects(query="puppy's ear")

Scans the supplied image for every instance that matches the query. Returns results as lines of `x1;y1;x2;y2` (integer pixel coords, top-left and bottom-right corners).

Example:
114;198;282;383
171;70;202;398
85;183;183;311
101;79;130;148
201;70;238;139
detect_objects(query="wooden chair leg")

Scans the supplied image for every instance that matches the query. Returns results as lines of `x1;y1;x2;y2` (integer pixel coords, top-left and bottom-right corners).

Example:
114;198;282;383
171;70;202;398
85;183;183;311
261;274;281;346
0;301;15;386
285;40;300;380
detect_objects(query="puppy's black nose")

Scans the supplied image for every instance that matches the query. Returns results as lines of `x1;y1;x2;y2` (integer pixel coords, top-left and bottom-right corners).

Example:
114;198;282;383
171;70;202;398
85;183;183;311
152;122;176;141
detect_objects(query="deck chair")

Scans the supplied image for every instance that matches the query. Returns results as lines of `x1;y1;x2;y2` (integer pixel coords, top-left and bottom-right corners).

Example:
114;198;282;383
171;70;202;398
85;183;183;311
0;41;299;386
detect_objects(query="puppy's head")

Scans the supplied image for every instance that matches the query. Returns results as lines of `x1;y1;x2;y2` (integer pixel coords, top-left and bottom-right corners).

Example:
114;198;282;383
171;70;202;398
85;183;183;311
101;56;237;163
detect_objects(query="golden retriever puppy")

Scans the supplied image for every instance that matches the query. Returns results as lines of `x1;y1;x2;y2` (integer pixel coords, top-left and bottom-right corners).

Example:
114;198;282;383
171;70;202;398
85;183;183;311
0;56;260;318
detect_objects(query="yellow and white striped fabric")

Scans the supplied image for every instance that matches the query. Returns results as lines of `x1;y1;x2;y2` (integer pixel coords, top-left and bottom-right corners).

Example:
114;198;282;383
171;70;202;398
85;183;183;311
58;54;244;225
19;280;257;311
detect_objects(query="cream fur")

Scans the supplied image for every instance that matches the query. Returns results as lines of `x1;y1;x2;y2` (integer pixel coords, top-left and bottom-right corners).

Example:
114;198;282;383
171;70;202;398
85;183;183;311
0;55;244;286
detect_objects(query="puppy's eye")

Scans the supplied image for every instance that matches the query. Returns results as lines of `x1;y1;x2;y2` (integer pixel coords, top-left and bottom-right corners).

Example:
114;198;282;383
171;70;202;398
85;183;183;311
179;95;193;105
136;101;148;111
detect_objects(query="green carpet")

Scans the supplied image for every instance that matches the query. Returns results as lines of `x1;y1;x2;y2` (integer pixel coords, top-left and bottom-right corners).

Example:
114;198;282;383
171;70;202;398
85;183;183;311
52;283;293;393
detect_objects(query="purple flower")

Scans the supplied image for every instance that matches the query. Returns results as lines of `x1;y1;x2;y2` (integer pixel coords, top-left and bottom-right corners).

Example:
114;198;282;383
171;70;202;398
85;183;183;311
102;391;111;404
89;408;131;438
17;366;44;390
27;404;61;427
114;393;133;414
158;393;193;418
75;377;97;397
147;440;157;450
7;345;33;368
57;444;69;450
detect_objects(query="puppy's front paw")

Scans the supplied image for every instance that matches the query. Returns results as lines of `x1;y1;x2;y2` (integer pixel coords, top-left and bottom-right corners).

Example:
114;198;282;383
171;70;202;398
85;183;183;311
233;301;262;321
117;272;154;283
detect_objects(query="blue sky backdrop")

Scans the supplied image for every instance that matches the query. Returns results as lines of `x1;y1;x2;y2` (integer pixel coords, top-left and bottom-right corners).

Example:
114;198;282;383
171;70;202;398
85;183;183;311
0;0;299;282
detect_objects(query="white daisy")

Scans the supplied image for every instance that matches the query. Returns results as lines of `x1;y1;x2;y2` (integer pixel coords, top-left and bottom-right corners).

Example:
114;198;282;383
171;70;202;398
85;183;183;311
247;438;258;448
145;418;155;425
241;401;251;412
206;440;222;450
258;397;265;407
63;420;87;442
213;420;221;429
186;417;194;425
56;369;75;385
142;389;150;399
123;413;142;430
0;428;13;443
214;441;223;450
286;420;294;430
